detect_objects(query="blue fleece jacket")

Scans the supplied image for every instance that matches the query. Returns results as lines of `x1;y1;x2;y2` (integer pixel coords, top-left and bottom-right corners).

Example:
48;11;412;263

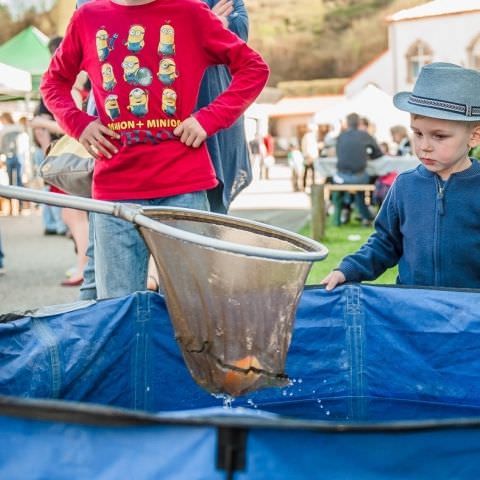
339;159;480;288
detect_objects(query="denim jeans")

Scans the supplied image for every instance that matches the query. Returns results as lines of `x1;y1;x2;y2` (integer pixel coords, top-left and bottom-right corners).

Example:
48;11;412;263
79;213;97;301
334;171;373;221
42;187;67;233
6;156;23;187
93;191;210;299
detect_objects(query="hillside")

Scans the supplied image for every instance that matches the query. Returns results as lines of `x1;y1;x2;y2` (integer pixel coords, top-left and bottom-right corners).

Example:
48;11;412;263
246;0;427;85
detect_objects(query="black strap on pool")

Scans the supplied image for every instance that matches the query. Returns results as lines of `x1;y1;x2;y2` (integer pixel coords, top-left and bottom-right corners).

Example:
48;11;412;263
216;427;248;480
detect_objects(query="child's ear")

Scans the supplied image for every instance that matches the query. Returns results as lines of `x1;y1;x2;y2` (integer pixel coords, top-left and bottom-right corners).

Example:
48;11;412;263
469;125;480;148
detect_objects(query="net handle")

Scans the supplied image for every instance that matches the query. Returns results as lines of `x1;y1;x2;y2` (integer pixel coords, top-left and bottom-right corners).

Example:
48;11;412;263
0;185;328;262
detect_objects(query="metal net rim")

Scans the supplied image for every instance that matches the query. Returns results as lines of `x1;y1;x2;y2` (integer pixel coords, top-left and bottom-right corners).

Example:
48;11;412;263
137;206;328;262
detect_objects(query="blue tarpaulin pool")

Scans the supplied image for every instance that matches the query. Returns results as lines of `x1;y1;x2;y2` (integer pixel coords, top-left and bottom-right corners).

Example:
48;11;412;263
1;284;480;479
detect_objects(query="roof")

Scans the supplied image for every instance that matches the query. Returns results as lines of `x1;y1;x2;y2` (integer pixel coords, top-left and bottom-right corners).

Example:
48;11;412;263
268;95;344;117
0;26;50;91
388;0;480;22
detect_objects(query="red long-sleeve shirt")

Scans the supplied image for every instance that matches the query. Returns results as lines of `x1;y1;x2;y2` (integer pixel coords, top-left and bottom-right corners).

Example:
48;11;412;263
41;0;269;200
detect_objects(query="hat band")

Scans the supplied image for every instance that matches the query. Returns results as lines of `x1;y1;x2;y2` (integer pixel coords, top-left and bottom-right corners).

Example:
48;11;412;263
408;95;480;117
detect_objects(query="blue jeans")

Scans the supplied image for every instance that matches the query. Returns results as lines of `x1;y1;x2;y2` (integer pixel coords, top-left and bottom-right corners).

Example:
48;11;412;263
42;188;67;233
93;191;210;299
79;213;97;301
6;156;23;187
334;171;373;222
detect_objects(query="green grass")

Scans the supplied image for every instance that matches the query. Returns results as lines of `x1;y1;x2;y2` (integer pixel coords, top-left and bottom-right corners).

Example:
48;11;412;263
299;220;398;286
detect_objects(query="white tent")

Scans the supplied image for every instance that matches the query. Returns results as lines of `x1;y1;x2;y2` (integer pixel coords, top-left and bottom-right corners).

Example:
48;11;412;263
314;84;410;143
0;62;32;96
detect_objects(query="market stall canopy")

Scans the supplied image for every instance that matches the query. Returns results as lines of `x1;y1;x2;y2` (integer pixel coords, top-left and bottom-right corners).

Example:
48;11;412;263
314;83;410;143
0;62;32;95
0;26;50;93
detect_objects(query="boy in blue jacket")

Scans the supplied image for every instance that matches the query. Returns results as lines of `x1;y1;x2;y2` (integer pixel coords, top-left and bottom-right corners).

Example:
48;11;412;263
322;63;480;290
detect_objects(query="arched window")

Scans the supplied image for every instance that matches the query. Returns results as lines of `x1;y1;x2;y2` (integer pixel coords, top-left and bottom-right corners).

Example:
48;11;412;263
467;34;480;70
406;40;433;83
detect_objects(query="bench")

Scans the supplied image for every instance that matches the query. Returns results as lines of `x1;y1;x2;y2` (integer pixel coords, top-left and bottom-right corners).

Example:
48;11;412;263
310;183;375;240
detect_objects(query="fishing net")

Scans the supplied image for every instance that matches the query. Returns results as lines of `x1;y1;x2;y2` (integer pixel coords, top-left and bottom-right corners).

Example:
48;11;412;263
139;208;327;397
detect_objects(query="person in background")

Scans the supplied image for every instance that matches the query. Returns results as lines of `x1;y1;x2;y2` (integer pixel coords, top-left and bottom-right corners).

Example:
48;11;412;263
379;141;390;155
0;113;23;188
322;62;480;291
31;125;68;236
301;124;318;190
287;141;304;192
33;35;89;287
390;125;411;156
333;112;383;226
0;113;23;214
261;132;275;180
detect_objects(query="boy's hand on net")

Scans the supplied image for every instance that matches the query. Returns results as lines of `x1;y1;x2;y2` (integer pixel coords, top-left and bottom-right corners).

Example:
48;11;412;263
79;119;120;159
173;117;207;148
211;0;234;27
320;270;346;291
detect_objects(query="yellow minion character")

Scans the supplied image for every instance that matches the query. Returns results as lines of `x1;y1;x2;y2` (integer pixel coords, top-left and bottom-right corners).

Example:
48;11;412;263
101;63;116;91
122;55;140;84
104;94;120;120
158;24;175;56
157;58;178;86
127;88;149;117
96;29;110;61
125;25;145;52
162;88;177;116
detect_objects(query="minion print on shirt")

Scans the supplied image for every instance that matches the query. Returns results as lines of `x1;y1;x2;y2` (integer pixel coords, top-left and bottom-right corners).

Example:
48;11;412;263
105;94;120;120
101;63;116;91
96;29;110;61
128;88;149;117
157;58;178;86
96;29;118;62
158;24;175;56
122;55;140;84
125;25;145;53
162;88;177;116
121;55;153;87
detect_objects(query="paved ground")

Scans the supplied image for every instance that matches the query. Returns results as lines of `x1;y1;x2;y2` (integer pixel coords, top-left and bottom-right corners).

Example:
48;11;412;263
0;164;311;314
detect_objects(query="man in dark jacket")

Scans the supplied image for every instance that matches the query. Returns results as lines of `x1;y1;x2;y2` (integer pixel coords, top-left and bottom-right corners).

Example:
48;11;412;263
334;112;383;225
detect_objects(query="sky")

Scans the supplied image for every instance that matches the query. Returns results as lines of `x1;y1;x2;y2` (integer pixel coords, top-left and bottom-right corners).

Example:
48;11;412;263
0;0;56;18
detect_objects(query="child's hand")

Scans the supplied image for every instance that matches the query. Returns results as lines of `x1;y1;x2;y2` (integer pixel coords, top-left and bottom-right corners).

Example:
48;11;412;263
212;0;234;28
320;270;346;291
79;119;119;159
173;117;207;148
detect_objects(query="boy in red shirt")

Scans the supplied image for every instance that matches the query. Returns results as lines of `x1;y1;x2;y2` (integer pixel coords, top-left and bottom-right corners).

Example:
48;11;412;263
41;0;269;299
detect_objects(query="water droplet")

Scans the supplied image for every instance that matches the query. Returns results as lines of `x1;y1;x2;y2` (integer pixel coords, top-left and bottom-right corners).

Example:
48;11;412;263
298;379;303;384
325;410;331;416
282;390;287;396
323;379;327;384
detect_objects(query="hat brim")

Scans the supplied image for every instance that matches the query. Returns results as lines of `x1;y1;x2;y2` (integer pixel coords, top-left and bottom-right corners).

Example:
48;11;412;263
393;91;480;122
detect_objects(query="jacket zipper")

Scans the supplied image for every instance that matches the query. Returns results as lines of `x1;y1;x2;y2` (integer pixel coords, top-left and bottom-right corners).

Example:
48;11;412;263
435;176;445;216
434;175;447;285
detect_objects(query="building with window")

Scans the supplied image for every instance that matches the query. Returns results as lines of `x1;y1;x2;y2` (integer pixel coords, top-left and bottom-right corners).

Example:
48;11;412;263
345;0;480;96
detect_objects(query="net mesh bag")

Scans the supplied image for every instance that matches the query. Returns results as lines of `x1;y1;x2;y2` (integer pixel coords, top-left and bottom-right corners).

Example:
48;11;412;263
139;208;326;397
